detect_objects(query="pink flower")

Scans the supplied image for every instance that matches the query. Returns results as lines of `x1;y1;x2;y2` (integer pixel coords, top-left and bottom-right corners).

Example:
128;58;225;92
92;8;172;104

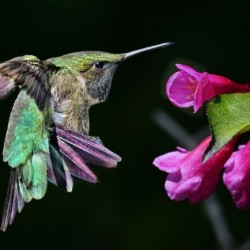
224;142;250;209
167;64;250;112
153;136;236;204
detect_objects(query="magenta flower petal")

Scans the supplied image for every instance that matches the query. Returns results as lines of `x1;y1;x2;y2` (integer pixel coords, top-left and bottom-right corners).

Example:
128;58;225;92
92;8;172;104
224;141;250;209
166;64;250;112
193;73;215;112
153;136;236;204
166;174;202;201
176;64;201;79
153;147;188;173
167;71;197;108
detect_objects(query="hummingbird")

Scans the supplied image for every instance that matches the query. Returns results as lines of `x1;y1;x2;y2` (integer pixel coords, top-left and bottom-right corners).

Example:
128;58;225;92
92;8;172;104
0;42;172;231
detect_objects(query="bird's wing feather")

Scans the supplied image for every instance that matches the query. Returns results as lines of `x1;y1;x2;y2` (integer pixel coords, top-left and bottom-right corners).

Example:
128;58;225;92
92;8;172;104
48;144;73;192
49;125;121;184
57;138;98;183
0;169;26;232
55;125;121;168
0;56;57;109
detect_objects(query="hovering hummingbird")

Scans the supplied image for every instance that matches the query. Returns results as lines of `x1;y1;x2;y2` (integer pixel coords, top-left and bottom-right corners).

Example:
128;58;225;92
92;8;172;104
0;42;172;231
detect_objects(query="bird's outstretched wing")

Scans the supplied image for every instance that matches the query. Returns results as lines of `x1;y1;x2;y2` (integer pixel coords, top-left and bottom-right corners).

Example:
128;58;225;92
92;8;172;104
0;55;57;109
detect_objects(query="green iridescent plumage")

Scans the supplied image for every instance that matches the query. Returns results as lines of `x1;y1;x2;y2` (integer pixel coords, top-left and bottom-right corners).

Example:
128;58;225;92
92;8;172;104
4;91;50;167
48;52;123;73
3;91;50;202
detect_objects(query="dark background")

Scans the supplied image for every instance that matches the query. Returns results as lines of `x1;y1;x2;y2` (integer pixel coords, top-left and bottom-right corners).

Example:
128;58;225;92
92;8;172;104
0;1;250;249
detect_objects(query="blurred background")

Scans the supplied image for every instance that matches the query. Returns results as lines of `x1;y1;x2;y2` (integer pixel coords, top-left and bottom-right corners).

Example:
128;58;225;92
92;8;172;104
0;0;250;249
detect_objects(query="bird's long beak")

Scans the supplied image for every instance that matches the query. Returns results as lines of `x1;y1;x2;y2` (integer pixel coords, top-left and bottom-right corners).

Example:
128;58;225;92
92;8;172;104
123;42;173;60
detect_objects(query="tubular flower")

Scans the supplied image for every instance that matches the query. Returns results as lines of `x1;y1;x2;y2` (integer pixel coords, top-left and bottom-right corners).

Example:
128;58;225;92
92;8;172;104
166;64;250;112
153;136;236;204
157;63;250;208
224;142;250;209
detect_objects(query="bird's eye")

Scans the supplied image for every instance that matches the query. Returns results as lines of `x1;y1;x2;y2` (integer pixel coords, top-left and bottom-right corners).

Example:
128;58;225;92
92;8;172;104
94;62;105;70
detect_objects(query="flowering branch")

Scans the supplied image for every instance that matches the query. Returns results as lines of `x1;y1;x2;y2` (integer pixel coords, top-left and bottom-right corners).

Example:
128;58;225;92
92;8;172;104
152;109;234;249
153;63;250;249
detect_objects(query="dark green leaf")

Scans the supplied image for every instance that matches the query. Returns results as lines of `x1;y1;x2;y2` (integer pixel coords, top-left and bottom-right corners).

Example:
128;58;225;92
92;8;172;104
204;92;250;161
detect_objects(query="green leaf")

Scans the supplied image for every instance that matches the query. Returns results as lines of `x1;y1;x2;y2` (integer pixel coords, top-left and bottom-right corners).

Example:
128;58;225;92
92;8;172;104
204;92;250;161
